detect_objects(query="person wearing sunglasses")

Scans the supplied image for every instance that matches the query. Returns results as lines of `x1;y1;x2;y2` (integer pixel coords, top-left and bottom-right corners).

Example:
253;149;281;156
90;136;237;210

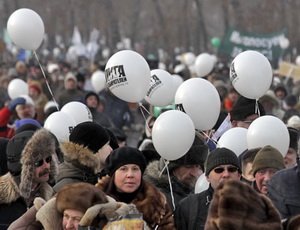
174;147;241;230
0;128;58;229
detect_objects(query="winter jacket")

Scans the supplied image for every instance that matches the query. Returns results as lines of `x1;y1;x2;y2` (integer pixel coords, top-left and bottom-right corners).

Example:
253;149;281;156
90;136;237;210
53;141;102;192
268;163;300;219
174;186;214;230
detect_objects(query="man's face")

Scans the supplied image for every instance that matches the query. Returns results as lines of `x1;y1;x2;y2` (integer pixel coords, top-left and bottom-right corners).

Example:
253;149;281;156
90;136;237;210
207;164;241;190
86;95;98;109
172;165;203;188
63;209;84;230
254;167;277;194
233;114;259;129
15;104;35;119
65;79;77;90
33;156;51;184
284;147;298;168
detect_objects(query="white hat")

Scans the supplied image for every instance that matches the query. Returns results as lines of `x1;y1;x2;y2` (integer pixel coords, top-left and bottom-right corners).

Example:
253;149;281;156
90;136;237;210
19;95;34;106
287;115;300;130
44;101;59;113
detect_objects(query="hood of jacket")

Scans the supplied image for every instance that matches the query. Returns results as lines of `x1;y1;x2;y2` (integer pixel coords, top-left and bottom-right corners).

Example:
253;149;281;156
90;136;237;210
60;141;101;173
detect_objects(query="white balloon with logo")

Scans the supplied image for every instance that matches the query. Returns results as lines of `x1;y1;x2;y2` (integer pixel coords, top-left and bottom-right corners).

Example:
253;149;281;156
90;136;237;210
105;50;151;103
145;69;175;107
44;111;76;143
230;50;272;99
152;110;195;161
61;101;93;125
8;79;28;99
247;115;289;156
7;8;45;50
175;78;221;131
91;70;106;93
217;127;248;156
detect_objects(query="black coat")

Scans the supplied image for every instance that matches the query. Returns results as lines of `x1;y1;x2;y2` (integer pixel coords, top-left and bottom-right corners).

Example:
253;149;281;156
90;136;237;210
174;186;214;230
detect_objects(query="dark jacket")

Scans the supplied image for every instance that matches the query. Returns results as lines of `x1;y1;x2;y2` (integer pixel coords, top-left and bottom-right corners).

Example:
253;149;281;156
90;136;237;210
174;186;214;230
144;160;194;210
268;163;300;219
53;141;102;192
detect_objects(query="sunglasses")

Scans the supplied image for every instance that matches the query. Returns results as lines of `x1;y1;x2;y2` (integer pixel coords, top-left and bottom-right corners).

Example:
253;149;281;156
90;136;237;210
214;166;238;174
34;156;52;167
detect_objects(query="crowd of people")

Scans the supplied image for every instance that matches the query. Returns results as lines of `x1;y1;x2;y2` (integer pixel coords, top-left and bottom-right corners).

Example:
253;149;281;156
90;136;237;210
0;49;299;230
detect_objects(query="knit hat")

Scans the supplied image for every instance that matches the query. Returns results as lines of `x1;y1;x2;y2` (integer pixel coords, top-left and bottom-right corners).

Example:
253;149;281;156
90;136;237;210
288;127;299;152
69;121;110;153
105;128;119;150
205;180;282;230
205;147;240;176
287;115;300;130
230;96;265;122
105;147;147;176
168;135;209;172
251;145;284;176
15;118;41;130
56;182;108;214
6;130;35;175
28;81;42;94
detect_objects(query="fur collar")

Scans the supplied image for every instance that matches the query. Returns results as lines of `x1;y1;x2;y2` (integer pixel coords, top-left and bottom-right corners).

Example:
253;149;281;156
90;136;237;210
61;142;100;173
143;160;170;189
0;173;21;203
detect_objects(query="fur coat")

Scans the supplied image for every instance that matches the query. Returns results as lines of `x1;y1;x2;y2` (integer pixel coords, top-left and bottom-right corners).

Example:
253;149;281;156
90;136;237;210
96;175;175;230
204;180;282;230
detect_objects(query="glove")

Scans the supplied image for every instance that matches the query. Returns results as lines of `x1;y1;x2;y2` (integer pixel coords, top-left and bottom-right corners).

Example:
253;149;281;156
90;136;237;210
8;97;26;111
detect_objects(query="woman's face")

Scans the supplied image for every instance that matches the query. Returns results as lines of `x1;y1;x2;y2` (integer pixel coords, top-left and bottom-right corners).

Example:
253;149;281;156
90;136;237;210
114;164;142;193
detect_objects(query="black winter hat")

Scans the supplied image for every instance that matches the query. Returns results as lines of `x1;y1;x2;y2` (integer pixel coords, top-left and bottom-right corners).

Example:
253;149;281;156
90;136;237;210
106;146;147;176
69;121;110;153
230;96;265;122
205;147;240;176
105;128;119;150
288;127;299;152
84;91;100;104
6;130;35;175
168;135;209;172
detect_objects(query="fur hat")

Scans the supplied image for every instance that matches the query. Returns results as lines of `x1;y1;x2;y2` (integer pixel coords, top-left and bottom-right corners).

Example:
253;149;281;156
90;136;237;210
251;145;284;176
168;135;209;172
6;130;35;175
56;182;108;214
205;148;240;176
288;127;299;152
205;180;282;230
69;121;110;153
106;147;147;176
19;128;58;198
230;96;265;122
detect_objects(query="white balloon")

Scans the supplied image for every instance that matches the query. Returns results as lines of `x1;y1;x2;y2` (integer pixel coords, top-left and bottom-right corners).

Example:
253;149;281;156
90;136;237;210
279;37;290;49
7;8;45;50
182;52;196;66
44;111;76;143
172;74;184;96
230;50;272;99
105;50;151;103
295;56;300;66
217;127;248;156
61;101;93;125
195;174;209;194
91;70;106;93
175;78;221;130
152;110;195;161
247;115;289;156
8;79;28;99
145;69;175;106
195;53;215;77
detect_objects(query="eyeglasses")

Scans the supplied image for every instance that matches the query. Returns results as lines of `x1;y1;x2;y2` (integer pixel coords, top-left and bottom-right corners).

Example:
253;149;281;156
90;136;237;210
34;156;52;167
214;166;238;174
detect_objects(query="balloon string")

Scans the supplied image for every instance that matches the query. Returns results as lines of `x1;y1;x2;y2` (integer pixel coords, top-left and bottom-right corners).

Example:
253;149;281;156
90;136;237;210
164;159;176;211
159;159;169;177
255;99;260;117
138;102;151;130
33;51;59;111
197;129;218;145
